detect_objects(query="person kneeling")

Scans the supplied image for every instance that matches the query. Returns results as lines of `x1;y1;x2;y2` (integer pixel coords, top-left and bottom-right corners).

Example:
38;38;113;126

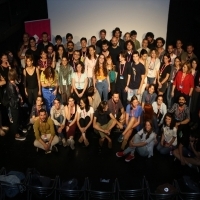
33;109;59;154
93;101;117;149
116;120;156;162
77;97;94;146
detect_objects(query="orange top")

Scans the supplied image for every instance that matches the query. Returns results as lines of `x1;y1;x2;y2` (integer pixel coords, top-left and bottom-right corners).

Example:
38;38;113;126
96;68;106;80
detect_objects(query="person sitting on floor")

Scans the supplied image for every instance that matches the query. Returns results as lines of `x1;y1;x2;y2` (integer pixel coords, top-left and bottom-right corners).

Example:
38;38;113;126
50;98;67;147
157;113;177;155
87;86;101;111
173;132;200;169
93;101;117;149
118;95;143;150
30;96;46;124
107;92;125;131
77;97;94;147
168;94;190;142
116;120;156;162
33;109;59;154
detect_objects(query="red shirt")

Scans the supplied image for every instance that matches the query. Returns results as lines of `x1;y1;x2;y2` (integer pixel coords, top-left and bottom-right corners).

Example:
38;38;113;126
173;71;194;95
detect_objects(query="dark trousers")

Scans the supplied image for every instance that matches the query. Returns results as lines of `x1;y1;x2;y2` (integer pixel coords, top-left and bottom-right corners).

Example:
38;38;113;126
10;107;19;135
73;89;86;104
79;116;90;129
27;88;38;107
116;87;127;109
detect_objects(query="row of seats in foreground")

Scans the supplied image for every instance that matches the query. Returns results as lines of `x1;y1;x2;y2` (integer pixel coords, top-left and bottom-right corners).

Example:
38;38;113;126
0;167;200;200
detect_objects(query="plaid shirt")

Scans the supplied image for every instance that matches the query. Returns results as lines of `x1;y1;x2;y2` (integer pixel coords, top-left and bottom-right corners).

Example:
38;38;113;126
168;103;190;121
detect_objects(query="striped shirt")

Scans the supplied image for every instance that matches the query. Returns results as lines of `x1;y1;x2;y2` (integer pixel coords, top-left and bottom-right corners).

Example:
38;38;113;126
168;103;190;121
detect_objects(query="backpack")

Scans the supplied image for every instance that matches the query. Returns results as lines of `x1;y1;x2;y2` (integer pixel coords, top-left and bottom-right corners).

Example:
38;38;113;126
0;171;25;198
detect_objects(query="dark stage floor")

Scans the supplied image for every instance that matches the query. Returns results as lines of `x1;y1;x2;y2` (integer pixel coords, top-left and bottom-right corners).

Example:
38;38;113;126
0;128;200;199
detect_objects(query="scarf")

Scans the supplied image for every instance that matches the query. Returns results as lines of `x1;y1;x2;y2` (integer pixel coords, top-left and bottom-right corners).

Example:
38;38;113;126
59;64;71;83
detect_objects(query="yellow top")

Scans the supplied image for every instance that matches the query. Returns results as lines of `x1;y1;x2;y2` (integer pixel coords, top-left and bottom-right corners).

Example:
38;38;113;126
40;71;58;87
96;68;106;80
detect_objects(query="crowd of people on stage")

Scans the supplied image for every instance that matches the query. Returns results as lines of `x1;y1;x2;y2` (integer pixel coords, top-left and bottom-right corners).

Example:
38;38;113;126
0;27;200;167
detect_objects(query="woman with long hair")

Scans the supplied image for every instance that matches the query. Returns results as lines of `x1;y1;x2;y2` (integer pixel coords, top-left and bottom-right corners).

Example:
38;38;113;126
166;56;182;109
23;55;41;107
64;95;79;150
146;49;160;86
55;45;66;72
77;97;94;146
0;53;11;82
157;53;171;95
84;45;98;87
157;113;177;155
94;54;110;101
38;49;55;72
171;61;194;105
116;120;156;162
58;56;73;105
40;66;58;113
72;61;88;104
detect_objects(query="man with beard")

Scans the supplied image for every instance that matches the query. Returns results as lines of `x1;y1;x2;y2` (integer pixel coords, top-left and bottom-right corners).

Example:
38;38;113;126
69;50;80;72
101;41;110;58
66;41;74;62
125;40;135;63
90;36;100;54
107;92;125;130
168;95;190;141
109;36;122;66
145;32;156;50
137;38;150;54
79;37;88;62
181;43;198;63
112;27;125;50
156;37;165;61
37;32;53;53
173;39;185;57
166;44;176;65
96;29;109;50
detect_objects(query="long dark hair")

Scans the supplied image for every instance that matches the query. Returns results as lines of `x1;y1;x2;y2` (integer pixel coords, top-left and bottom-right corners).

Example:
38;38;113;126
43;66;55;79
88;45;97;60
56;45;66;62
143;120;153;139
163;113;176;130
80;97;90;112
97;101;107;114
94;54;108;77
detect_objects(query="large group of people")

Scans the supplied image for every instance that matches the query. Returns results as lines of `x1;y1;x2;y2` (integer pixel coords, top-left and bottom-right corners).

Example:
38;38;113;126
0;28;200;168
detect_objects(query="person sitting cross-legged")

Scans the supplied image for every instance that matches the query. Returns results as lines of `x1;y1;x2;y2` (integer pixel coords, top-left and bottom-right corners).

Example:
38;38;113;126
77;97;94;147
116;120;156;162
33;109;59;154
173;132;200;169
50;98;67;147
118;95;143;150
93;101;117;149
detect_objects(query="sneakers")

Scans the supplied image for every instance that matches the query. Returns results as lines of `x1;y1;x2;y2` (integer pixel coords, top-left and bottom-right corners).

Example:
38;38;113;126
125;154;135;162
45;150;51;154
58;137;62;145
118;134;123;143
52;146;58;152
66;139;71;146
70;139;75;150
116;151;125;157
15;136;26;141
62;138;67;147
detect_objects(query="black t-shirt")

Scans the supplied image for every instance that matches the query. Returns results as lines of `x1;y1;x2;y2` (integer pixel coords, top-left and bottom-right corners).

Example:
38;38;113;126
159;64;171;79
79;48;89;58
108;46;122;66
125;52;133;63
66;52;73;63
147;40;156;50
129;62;145;89
26;48;40;66
96;39;109;50
116;62;132;89
37;41;53;53
94;110;111;126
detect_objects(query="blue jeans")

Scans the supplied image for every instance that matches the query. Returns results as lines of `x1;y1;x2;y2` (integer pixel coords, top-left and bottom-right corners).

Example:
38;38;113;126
127;88;141;102
95;79;108;101
54;115;65;139
42;87;56;114
157;142;175;154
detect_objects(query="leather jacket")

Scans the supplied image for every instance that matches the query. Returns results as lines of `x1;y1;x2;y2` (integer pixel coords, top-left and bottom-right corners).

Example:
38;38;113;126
6;82;20;109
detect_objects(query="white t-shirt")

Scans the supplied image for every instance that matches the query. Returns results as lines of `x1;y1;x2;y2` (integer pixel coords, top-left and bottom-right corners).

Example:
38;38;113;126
84;57;97;78
163;126;177;146
72;72;87;89
77;106;94;119
146;57;160;78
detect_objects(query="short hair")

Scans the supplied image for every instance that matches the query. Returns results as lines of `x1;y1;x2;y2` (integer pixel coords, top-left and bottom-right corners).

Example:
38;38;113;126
26;54;34;62
91;36;96;40
100;29;106;34
130;30;137;36
55;35;62;41
54;97;61;103
29;37;36;42
97;101;108;114
39;109;46;114
8;69;17;81
119;50;127;58
67;41;74;46
102;40;109;46
66;33;73;39
178;94;186;101
145;32;154;39
156;95;163;101
140;49;148;57
186;43;194;47
42;32;48;36
156;37;165;46
112;91;119;96
87;86;94;97
80;37;87;43
132;50;139;56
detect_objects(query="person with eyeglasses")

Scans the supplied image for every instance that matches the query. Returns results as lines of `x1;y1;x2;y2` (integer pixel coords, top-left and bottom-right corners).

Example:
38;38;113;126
118;95;143;150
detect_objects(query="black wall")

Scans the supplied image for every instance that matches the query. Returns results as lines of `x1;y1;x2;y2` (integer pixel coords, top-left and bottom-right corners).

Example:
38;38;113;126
166;0;200;59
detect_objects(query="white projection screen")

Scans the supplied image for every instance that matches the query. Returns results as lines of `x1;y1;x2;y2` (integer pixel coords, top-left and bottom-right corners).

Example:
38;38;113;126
47;0;170;48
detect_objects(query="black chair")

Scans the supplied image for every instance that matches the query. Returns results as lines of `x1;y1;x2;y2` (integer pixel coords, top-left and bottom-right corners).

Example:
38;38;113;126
117;176;148;200
0;167;28;200
146;179;179;200
55;177;87;200
86;177;117;200
26;172;58;200
174;179;200;200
